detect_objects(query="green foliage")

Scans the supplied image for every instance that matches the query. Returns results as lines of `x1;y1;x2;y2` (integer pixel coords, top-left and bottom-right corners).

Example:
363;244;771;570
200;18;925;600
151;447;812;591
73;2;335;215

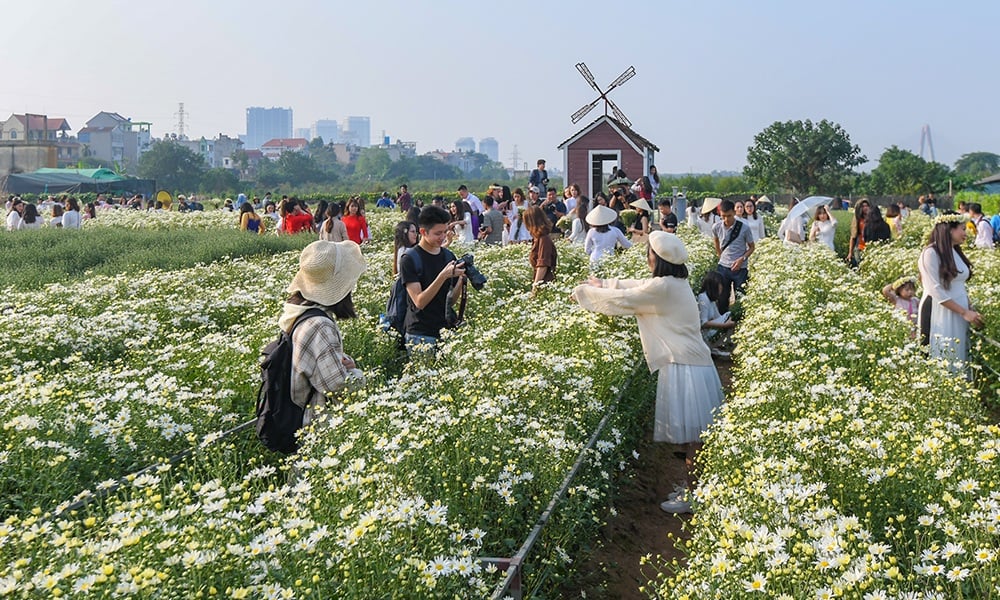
354;147;393;181
137;140;208;192
955;191;1000;215
660;172;749;195
866;145;951;195
0;227;311;290
257;151;332;188
954;151;1000;179
744;119;866;195
200;167;240;195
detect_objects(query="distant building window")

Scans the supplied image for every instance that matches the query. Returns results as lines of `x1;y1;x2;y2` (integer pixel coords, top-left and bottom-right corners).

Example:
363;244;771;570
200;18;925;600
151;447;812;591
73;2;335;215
9;131;16;139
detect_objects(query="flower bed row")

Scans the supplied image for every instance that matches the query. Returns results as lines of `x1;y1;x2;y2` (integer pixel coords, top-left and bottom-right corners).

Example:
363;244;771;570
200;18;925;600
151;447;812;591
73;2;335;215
648;238;1000;599
0;212;721;597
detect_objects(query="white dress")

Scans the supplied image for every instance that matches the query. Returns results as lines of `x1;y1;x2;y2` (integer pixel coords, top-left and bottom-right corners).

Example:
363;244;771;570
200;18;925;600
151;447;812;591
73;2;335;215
451;216;473;243
918;247;970;370
584;227;631;266
745;216;766;241
573;277;724;444
810;218;837;251
567;218;586;244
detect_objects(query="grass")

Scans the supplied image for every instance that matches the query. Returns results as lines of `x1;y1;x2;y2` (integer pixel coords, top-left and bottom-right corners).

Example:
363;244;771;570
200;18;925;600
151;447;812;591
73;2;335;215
0;228;313;290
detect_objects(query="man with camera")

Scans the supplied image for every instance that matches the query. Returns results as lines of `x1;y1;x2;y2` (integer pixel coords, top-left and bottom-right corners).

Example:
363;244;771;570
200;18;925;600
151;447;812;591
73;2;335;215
400;205;468;354
478;195;505;245
541;187;567;230
529;159;549;193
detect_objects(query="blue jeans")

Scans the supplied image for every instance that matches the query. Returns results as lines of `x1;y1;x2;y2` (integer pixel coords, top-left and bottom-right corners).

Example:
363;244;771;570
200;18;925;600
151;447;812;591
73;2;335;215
716;265;748;314
404;333;438;357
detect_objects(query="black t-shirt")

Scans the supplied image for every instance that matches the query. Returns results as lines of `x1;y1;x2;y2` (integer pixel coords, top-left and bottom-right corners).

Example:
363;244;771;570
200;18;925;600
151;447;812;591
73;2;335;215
399;245;458;338
660;212;678;231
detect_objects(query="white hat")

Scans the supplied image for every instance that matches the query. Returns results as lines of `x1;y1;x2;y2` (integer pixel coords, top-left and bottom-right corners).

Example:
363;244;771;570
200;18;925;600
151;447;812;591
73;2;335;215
629;198;653;213
528;185;541;194
287;241;367;306
586;205;618;226
701;197;722;215
648;231;688;265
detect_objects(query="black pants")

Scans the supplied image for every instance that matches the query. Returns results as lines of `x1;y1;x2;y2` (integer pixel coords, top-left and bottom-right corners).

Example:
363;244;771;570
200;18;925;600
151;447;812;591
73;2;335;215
716;265;748;314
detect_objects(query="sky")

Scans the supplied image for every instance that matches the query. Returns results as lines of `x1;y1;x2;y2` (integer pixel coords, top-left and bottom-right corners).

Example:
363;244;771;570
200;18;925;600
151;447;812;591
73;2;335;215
1;0;997;174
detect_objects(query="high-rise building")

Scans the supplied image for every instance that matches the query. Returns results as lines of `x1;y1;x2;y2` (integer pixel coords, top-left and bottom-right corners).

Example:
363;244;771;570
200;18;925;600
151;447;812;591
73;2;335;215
342;116;371;147
311;119;340;145
479;137;499;162
455;137;476;153
245;106;293;150
294;127;312;141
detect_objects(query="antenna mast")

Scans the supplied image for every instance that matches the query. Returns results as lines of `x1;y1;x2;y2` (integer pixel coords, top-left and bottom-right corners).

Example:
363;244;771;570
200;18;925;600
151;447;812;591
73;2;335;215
175;102;186;139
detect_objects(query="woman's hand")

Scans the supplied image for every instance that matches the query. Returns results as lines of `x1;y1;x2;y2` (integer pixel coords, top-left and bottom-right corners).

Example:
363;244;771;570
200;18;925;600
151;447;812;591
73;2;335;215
341;356;356;370
963;309;985;329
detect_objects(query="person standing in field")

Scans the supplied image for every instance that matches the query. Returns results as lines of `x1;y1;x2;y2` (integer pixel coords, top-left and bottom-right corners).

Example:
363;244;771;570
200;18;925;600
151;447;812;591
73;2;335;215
919;215;984;374
341;197;370;244
572;231;724;514
524;205;557;289
319;203;349;243
712;199;754;314
529;159;549;195
397;184;413;213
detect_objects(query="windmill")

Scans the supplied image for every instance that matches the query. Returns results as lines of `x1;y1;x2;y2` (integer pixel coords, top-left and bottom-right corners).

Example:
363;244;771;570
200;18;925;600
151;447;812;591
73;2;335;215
570;63;636;128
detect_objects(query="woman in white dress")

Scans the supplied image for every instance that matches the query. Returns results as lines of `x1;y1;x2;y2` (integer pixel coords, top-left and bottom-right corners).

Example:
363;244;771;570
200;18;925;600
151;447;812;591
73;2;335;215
918;216;984;373
584;205;632;268
572;232;724;513
809;205;837;251
567;195;590;244
448;200;474;244
62;197;82;229
743;199;766;241
506;188;533;244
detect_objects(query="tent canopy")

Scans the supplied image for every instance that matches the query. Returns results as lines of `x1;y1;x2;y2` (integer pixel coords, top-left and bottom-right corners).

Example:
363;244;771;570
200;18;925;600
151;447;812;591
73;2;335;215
34;167;124;181
0;171;155;197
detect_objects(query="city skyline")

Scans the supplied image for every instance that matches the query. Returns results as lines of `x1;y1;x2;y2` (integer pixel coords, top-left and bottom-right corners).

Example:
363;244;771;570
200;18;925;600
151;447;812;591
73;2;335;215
1;1;997;174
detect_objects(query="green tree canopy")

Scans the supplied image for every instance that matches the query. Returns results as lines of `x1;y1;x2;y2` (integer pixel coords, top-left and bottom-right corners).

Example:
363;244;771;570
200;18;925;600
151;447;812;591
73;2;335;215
257;152;331;188
200;168;240;195
954;152;1000;179
137;141;208;193
387;155;462;180
744;119;866;195
867;146;951;195
354;148;392;181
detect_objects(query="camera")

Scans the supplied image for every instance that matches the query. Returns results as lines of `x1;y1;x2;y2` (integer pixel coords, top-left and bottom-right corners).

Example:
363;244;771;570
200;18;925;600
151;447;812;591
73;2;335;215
456;254;487;291
479;224;488;232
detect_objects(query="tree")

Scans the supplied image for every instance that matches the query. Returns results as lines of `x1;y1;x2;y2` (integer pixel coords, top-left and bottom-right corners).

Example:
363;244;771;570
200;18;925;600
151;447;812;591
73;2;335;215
354;148;392;181
867;146;951;195
308;137;325;151
257;151;330;187
201;168;240;195
137;141;208;192
387;155;462;180
954;152;1000;179
744;119;866;194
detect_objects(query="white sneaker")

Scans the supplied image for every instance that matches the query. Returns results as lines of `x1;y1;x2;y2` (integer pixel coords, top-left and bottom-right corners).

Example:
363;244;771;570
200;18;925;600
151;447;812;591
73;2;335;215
660;499;692;514
710;348;731;358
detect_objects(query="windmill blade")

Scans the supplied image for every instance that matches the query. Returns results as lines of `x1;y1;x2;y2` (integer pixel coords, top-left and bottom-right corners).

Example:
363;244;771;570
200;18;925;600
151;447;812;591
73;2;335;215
607;97;632;129
571;98;601;124
605;65;636;92
575;62;601;92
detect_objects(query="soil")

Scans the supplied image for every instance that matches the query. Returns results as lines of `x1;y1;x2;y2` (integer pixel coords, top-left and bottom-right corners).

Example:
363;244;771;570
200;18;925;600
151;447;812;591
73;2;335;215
564;356;734;599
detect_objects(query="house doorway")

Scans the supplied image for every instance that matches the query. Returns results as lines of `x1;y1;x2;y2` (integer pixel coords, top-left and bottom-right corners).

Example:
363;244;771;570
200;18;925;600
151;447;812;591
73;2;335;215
588;150;621;198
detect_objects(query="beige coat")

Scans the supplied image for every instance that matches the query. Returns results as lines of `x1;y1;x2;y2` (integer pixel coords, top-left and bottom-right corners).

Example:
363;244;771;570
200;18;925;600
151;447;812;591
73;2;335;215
573;276;713;371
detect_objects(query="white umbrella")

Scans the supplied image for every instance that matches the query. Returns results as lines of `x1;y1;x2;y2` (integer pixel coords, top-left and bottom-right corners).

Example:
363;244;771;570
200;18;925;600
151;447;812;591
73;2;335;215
778;196;833;241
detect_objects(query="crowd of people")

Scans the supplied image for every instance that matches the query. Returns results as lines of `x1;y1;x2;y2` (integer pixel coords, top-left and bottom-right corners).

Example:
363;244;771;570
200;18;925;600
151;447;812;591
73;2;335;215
5;195;91;230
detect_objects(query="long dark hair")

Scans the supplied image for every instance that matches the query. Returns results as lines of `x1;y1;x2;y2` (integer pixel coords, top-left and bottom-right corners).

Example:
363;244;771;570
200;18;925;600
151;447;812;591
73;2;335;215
450;200;466;219
315;200;328;225
699;270;725;301
576;196;591;232
393;220;417;274
928;222;973;289
854;199;870;222
287;290;357;319
323;203;342;233
864;205;891;243
649;247;688;278
22;203;39;224
522;205;551;238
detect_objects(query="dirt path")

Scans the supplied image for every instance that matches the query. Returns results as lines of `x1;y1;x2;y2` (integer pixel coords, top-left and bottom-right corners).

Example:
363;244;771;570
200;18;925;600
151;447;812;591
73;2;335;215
565;356;733;599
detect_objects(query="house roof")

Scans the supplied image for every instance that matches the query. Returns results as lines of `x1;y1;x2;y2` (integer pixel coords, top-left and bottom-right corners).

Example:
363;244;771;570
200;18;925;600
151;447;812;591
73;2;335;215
261;138;309;148
973;172;1000;186
557;115;659;153
78;126;115;134
10;114;72;131
245;149;263;159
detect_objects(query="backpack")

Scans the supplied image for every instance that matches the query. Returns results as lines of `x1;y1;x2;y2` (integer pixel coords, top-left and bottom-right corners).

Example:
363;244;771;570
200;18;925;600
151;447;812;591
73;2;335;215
255;307;330;454
991;215;1000;245
384;248;422;335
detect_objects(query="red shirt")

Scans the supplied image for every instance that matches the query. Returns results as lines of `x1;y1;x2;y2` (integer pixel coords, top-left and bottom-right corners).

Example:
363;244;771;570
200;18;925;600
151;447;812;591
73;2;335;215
284;212;314;234
341;214;369;244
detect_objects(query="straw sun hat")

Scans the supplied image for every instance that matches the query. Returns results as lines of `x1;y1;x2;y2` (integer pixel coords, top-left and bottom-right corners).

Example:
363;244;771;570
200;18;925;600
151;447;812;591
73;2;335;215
586;205;618;226
287;241;367;306
648;231;688;265
701;197;722;215
629;198;653;213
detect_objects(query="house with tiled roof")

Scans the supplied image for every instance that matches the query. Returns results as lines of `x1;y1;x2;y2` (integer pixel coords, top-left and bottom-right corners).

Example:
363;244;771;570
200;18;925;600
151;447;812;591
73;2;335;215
0;114;72;142
260;137;309;159
77;111;152;171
